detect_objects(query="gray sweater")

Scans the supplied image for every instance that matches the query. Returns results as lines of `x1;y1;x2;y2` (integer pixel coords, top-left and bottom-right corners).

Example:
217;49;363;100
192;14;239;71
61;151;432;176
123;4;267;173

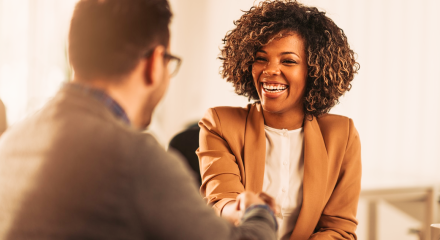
0;86;276;240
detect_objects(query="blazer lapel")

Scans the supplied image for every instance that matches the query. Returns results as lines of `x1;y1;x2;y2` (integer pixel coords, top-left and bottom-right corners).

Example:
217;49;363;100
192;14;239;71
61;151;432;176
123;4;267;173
290;117;329;240
243;103;266;192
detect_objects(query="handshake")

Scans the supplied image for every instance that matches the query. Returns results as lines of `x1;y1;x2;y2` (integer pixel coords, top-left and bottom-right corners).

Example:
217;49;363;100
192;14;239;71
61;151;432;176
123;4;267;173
222;191;278;226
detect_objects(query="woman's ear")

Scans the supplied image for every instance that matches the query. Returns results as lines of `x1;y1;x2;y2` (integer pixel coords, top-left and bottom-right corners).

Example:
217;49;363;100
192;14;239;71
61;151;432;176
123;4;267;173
144;45;166;86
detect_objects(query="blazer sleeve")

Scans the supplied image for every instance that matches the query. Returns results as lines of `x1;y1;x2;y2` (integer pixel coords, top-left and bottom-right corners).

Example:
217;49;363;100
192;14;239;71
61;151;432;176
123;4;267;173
197;108;245;215
309;118;362;240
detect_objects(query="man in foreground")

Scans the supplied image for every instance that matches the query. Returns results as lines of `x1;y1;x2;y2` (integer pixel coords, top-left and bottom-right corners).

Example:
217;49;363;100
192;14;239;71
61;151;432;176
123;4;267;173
0;0;277;239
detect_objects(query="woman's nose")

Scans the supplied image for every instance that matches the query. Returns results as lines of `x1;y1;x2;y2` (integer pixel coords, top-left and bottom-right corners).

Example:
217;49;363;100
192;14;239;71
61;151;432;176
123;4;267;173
262;61;281;76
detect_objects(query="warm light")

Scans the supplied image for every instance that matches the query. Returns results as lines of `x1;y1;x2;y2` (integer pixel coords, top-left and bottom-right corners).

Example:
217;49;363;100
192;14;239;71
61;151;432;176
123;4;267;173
0;0;78;126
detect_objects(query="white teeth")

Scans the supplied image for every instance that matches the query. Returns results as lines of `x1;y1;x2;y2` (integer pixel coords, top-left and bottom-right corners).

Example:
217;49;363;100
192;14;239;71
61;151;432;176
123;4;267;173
262;82;287;92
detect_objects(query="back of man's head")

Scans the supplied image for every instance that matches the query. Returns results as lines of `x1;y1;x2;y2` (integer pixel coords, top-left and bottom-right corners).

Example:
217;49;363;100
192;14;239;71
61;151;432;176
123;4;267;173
69;0;172;80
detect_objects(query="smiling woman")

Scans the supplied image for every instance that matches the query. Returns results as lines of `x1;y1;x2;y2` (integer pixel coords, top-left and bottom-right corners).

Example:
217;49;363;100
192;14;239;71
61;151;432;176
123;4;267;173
197;0;361;240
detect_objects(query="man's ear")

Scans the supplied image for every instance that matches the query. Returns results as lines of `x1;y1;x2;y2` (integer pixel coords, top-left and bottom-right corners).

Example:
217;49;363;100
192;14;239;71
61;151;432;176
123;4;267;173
144;45;166;86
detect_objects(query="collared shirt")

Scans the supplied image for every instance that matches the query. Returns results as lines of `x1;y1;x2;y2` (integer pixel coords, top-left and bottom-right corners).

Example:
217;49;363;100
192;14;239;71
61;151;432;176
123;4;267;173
63;83;130;125
262;125;304;240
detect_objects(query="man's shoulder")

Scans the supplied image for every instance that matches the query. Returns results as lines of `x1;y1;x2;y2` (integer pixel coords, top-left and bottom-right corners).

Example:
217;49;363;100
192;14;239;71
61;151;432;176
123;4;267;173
0;89;148;160
0;90;171;184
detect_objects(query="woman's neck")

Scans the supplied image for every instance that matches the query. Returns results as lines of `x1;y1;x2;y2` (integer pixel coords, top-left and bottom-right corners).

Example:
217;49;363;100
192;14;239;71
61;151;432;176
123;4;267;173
262;107;305;130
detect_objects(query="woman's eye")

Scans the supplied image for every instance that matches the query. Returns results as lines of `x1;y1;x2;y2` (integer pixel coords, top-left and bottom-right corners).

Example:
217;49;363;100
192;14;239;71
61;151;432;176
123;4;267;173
283;59;297;64
255;57;267;62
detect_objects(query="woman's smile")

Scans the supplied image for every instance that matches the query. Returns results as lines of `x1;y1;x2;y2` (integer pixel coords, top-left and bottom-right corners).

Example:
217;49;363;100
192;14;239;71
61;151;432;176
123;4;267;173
261;82;289;98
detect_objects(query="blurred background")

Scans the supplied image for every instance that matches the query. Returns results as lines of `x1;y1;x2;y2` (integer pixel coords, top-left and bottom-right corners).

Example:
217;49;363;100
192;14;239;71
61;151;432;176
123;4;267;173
0;0;439;239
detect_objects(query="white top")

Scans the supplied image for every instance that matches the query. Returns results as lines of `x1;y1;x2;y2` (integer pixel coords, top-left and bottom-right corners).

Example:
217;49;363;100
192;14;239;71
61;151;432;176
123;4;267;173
262;125;304;240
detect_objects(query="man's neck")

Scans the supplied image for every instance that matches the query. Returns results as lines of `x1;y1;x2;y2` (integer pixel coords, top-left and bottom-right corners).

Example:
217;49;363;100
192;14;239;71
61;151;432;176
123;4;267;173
71;77;152;129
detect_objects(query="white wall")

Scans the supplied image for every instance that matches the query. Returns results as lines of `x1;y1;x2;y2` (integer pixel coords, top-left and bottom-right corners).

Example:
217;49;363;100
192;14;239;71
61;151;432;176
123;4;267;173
0;0;77;124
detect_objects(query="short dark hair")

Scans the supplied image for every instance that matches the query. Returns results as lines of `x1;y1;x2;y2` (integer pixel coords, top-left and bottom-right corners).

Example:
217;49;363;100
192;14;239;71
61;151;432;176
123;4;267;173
220;0;359;117
69;0;172;80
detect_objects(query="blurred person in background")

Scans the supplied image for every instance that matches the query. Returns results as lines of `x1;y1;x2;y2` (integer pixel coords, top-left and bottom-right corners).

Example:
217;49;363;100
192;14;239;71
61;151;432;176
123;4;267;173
0;0;278;239
0;98;6;136
198;0;361;239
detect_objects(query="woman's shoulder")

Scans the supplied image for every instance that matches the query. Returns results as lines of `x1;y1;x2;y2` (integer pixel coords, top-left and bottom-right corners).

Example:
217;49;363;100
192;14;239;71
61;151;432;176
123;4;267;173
200;104;254;134
316;113;352;124
212;104;251;117
316;113;354;130
203;104;253;122
316;113;357;136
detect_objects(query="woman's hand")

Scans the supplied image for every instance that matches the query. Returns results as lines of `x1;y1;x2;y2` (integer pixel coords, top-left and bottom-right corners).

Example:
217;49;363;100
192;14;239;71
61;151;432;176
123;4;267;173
221;191;277;225
257;192;278;215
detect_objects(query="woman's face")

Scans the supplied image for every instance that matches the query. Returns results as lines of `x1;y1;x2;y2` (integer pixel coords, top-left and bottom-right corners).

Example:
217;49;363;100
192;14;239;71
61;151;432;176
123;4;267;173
252;33;308;116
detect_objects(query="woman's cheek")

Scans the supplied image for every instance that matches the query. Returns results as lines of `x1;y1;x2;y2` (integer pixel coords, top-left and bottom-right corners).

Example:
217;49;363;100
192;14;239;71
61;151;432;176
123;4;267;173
251;67;260;87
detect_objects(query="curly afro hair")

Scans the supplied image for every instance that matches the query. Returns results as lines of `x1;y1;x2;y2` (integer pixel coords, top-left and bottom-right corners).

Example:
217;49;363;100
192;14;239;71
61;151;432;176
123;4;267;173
220;0;359;117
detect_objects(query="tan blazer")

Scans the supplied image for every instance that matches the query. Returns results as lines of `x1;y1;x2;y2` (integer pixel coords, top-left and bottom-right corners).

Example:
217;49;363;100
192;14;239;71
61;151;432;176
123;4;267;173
197;103;361;240
0;99;6;136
